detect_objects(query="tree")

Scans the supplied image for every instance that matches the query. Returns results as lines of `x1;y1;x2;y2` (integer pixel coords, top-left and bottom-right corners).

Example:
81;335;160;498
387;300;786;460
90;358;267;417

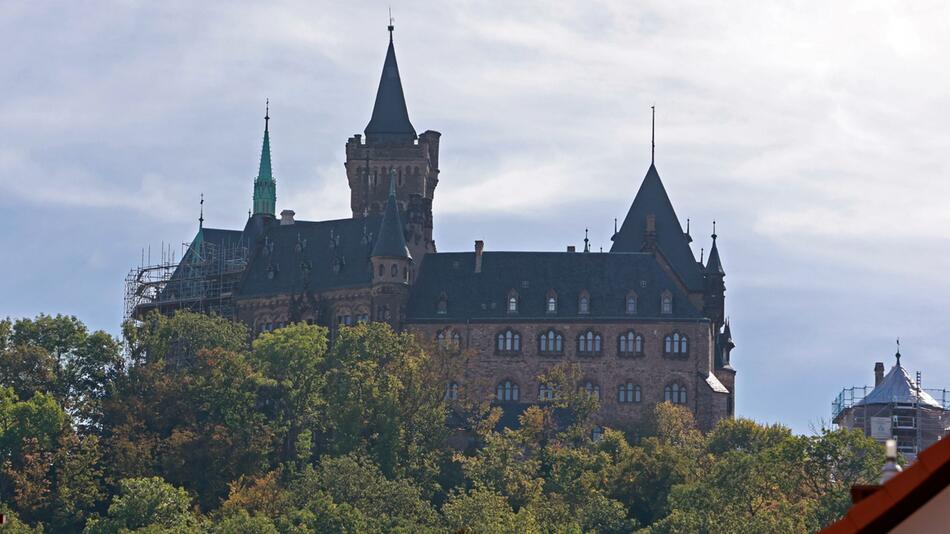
321;323;449;486
83;477;202;533
442;486;540;534
250;323;328;465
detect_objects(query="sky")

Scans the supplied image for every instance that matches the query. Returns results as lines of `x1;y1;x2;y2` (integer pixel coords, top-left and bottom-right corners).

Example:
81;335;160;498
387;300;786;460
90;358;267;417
2;1;949;433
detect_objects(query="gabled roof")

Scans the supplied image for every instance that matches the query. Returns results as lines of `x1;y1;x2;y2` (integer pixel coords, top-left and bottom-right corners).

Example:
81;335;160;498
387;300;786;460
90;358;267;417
407;251;704;321
235;216;382;298
821;434;950;533
364;32;416;142
371;177;411;260
856;363;943;409
610;164;704;291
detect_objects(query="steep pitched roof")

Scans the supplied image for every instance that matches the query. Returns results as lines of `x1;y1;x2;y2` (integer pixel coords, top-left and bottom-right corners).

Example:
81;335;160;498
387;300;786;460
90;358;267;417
856;363;943;409
610;164;704;291
371;177;411;259
364;32;416;142
235;216;382;298
407;251;704;321
706;235;724;275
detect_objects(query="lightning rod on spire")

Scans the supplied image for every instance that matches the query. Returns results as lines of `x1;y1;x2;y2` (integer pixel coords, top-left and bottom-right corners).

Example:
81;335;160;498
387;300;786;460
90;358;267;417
651;105;655;164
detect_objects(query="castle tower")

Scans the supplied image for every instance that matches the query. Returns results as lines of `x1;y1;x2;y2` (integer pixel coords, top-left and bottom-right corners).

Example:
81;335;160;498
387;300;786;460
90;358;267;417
371;172;413;329
344;23;439;264
253;102;276;217
704;226;726;329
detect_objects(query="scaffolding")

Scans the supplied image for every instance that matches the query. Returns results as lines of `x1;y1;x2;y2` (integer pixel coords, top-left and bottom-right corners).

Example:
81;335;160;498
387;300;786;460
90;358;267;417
124;238;248;322
833;385;950;459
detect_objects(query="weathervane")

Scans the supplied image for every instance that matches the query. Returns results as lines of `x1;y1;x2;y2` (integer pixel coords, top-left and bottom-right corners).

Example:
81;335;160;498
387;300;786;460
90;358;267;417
199;193;204;229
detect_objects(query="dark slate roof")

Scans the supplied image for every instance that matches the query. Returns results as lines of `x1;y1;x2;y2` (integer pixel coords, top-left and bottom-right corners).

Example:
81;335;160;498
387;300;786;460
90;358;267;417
610;164;704;291
856;364;942;409
364;36;416;142
235;216;382;298
371;179;411;259
407;251;704;321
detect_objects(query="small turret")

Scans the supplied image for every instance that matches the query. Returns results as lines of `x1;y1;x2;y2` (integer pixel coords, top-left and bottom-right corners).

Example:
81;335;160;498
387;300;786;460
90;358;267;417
370;171;413;328
703;223;726;327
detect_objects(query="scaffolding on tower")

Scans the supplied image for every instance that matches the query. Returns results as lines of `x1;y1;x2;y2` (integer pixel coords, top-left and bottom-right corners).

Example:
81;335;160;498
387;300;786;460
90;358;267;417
124;236;248;322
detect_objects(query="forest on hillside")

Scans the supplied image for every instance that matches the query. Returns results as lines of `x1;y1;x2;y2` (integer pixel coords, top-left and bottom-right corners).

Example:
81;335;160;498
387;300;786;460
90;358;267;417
0;312;884;533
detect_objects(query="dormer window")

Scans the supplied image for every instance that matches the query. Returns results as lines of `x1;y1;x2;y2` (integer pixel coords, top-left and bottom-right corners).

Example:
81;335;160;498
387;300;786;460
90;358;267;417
625;291;638;314
661;291;673;315
578;291;591;315
436;292;448;315
546;290;558;314
507;290;519;314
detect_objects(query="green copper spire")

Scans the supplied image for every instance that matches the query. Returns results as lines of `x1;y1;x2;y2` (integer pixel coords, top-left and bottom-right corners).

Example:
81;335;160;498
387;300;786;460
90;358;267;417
253;100;276;216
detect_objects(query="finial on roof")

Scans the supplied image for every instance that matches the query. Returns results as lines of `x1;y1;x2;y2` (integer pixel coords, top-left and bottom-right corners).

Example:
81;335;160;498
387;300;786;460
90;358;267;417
388;7;394;41
265;98;270;125
199;193;204;229
651;104;656;164
712;220;717;241
896;338;901;366
584;228;590;253
614;217;618;234
685;218;693;243
700;247;704;263
248;209;252;219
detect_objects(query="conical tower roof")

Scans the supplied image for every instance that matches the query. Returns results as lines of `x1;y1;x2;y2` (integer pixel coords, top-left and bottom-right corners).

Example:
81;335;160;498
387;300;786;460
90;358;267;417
611;163;703;290
364;27;416;142
371;174;411;260
706;232;724;275
857;361;942;408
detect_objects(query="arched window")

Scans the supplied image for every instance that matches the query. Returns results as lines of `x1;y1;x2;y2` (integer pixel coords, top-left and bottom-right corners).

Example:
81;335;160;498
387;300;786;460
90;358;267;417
617;382;642;403
578;330;602;355
618;331;644;357
436;292;448;315
446;382;459;400
391;264;398;277
538;383;556;401
452;331;461;347
625;293;638;315
378;264;385;277
547;296;557;313
663;332;688;356
664;383;687;405
538;329;564;354
507;290;519;313
578;291;591;314
582;381;601;400
436;330;446;347
496;329;521;354
497;380;520;402
661;291;673;314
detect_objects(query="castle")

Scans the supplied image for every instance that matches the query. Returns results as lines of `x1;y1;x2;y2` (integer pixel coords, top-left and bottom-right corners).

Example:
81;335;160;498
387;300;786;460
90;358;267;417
127;25;736;431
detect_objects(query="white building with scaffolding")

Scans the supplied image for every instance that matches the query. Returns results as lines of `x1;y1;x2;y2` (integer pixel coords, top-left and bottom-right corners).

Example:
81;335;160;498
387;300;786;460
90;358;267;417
833;351;949;460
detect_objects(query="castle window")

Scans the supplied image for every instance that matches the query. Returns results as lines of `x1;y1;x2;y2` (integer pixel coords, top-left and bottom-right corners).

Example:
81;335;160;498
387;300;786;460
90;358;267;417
625;292;638;314
581;381;601;400
538;329;564;354
496;380;520;402
391;264;398;277
661;291;673;315
592;426;604;441
446;382;459;401
619;331;645;357
547;296;557;313
507;290;519;313
618;382;641;403
495;329;521;354
378;264;385;277
438;329;460;349
452;331;461;347
664;383;687;405
663;332;689;356
436;330;446;347
436;293;448;314
538;383;556;401
578;291;591;314
577;330;602;355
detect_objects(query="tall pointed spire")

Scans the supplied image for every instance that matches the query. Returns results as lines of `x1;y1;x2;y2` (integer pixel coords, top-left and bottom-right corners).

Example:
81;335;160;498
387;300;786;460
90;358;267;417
372;170;412;259
706;221;724;275
253;100;277;217
651;104;656;164
365;21;416;143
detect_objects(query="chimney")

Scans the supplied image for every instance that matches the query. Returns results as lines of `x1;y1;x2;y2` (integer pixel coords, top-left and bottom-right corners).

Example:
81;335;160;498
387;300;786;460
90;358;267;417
280;209;295;225
474;240;484;273
874;362;885;387
567;245;576;253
